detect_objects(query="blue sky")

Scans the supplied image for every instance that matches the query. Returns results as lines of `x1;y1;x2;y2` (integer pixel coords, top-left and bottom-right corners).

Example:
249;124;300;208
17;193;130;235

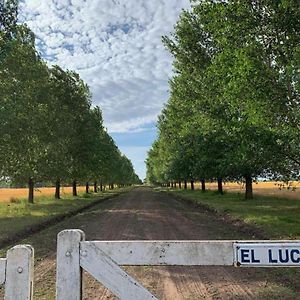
19;0;190;179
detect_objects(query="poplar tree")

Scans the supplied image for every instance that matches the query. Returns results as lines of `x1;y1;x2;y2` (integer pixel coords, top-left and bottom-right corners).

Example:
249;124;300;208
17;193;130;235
147;0;300;199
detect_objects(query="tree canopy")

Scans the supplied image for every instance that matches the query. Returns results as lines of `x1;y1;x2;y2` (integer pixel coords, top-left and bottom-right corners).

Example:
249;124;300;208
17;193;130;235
146;0;300;199
0;0;140;202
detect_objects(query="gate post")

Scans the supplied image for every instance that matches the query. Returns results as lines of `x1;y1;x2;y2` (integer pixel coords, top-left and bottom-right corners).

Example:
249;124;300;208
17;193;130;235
56;229;85;300
4;245;34;300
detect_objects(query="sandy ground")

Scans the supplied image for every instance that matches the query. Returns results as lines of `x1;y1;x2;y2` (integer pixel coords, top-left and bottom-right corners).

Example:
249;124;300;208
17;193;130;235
17;187;296;299
80;188;258;300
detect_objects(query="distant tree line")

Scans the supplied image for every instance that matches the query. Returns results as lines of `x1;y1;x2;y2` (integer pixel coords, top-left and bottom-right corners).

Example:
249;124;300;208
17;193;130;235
0;0;140;202
146;0;300;199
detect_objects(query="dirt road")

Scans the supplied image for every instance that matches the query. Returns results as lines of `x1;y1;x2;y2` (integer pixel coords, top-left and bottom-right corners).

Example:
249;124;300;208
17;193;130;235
6;187;298;299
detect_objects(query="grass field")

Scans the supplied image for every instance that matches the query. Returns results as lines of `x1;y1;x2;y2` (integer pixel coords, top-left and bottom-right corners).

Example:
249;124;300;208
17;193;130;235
0;186;88;203
2;187;299;299
1;181;298;203
188;181;300;200
170;188;300;239
0;187;130;246
165;188;300;293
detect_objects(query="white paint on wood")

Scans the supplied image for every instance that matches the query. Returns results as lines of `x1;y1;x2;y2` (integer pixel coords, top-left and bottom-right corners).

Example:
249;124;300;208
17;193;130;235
4;245;34;300
55;230;300;299
80;242;158;300
0;258;6;284
234;242;300;267
56;229;85;300
81;240;235;266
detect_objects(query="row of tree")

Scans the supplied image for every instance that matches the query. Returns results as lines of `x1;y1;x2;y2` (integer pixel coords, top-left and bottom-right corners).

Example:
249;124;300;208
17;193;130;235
0;0;140;202
146;0;300;199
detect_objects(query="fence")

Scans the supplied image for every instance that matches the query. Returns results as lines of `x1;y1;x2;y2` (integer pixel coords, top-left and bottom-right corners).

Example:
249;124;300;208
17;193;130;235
0;245;34;300
56;229;300;300
0;230;299;299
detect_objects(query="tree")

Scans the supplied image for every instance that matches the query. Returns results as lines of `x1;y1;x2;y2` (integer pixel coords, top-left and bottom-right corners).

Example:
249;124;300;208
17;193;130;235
0;22;51;202
1;1;140;202
147;0;300;199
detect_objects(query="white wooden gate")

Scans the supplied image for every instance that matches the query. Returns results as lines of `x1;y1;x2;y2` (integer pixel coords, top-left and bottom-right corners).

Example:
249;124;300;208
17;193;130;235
56;230;300;300
0;245;34;300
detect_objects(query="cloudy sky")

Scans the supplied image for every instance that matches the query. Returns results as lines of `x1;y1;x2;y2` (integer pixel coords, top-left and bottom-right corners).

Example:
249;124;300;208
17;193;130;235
19;0;190;179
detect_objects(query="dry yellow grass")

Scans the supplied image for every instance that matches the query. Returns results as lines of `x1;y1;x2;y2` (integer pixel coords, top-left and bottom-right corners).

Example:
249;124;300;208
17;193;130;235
1;182;299;203
191;181;300;200
0;186;87;203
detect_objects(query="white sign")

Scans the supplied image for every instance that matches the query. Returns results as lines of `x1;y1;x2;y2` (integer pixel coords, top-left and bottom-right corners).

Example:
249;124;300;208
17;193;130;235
56;231;300;299
234;242;300;267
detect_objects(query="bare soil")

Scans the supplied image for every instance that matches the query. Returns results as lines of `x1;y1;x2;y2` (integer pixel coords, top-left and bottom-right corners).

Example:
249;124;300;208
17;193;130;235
1;187;298;299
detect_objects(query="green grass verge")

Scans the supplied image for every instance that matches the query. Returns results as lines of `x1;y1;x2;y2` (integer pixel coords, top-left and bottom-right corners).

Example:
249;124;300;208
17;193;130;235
169;189;300;239
0;188;131;245
165;188;300;294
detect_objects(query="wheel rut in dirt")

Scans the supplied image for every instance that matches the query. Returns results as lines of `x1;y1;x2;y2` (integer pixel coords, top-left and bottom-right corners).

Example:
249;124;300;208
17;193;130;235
75;187;285;300
10;187;297;299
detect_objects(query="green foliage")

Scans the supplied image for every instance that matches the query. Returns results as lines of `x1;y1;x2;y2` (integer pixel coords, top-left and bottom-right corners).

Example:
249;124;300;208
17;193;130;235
0;0;18;34
172;189;300;239
0;1;140;202
147;0;300;198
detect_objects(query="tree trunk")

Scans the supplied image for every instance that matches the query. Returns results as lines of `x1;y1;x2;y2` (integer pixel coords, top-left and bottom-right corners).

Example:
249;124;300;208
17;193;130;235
55;178;61;199
201;179;206;192
179;181;182;189
28;178;34;203
245;175;253;200
174;182;177;188
86;182;89;194
94;181;97;193
184;180;187;190
171;182;174;188
191;180;195;190
72;180;77;196
111;183;114;190
217;177;223;194
100;180;103;192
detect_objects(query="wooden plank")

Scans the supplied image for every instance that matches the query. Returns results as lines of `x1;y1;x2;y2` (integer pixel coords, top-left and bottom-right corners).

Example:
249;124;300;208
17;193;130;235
80;242;158;300
81;241;234;266
0;258;6;284
4;245;34;300
56;229;85;300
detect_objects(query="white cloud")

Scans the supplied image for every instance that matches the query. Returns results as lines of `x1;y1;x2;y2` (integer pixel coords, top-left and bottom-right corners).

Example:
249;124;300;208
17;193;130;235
19;0;190;133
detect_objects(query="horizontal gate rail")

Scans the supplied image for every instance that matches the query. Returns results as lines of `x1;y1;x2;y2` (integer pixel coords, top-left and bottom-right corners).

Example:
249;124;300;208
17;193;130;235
80;240;234;266
80;242;158;300
56;229;300;300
